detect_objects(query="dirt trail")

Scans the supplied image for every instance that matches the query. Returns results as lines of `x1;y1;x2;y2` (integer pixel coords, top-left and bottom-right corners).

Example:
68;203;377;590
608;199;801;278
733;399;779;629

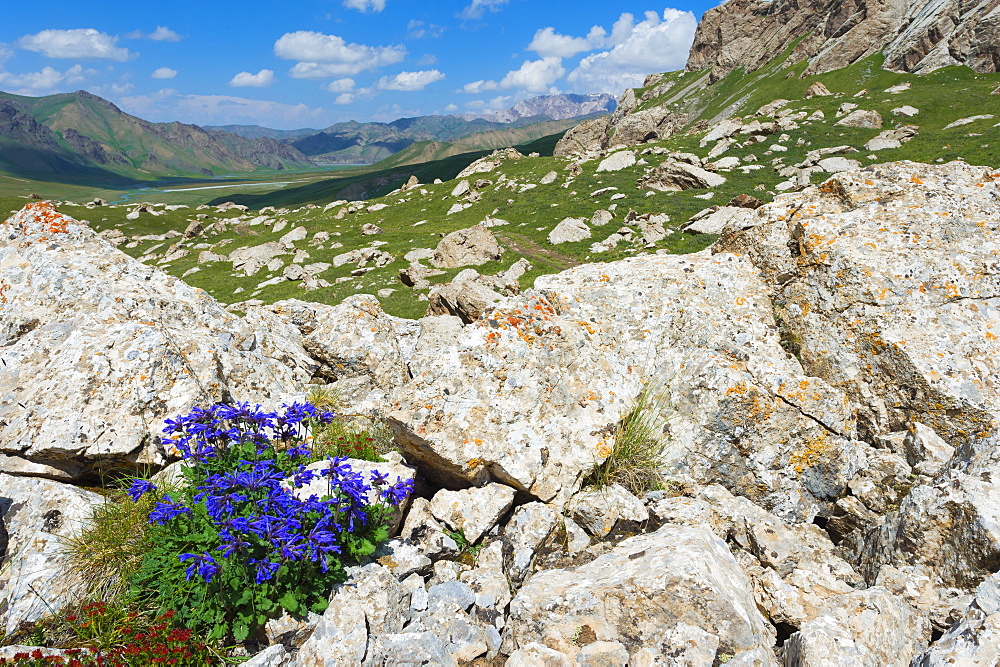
496;232;582;271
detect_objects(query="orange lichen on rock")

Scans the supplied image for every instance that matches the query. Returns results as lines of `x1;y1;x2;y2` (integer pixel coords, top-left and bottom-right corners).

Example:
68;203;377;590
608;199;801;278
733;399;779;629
17;201;71;237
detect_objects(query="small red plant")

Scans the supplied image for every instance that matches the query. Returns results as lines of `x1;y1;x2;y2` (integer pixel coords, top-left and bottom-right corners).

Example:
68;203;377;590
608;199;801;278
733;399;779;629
0;606;214;666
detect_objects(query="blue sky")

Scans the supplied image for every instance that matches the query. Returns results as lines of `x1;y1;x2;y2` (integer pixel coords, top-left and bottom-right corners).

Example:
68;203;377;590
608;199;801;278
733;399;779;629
0;0;716;129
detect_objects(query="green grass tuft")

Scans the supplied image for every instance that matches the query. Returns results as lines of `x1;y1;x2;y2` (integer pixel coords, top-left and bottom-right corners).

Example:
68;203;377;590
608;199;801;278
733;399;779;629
586;382;672;496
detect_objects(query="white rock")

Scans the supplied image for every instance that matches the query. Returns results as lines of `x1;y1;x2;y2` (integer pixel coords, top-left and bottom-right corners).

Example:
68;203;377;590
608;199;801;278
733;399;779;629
429;483;516;543
0;474;103;634
569;484;649;538
596;150;637;172
0;204;313;473
943;114;994;129
817;156;862;172
548;217;592;245
505;525;775;658
835;109;884;129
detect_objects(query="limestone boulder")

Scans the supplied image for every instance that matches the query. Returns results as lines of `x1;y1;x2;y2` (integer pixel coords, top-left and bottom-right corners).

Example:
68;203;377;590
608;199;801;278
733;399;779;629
805;82;833;97
596;151;636;173
638;161;727;191
430;225;503;269
296;564;408;666
428;483;516;543
230;241;285;276
715;162;1000;453
835;109;884;129
0;203;315;476
683;206;756;235
259;296;420;405
547;217;592;245
0;473;103;635
610;107;688;148
553;116;612;156
782;587;931;666
426;269;505;323
504;524;775;660
390;244;864;516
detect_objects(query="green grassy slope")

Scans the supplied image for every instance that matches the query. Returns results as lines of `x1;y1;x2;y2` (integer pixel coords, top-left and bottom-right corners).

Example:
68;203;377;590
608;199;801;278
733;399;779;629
2;52;996;321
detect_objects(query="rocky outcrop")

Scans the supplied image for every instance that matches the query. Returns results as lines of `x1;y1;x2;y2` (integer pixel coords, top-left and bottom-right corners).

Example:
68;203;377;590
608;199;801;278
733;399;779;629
430;225;504;269
3;159;1000;663
687;0;1000;80
505;524;775;659
0;202;316;479
0;474;102;634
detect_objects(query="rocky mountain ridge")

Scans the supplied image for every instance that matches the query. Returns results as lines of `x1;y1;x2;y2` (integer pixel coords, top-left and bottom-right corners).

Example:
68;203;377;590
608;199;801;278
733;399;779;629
2;158;1000;664
687;0;1000;81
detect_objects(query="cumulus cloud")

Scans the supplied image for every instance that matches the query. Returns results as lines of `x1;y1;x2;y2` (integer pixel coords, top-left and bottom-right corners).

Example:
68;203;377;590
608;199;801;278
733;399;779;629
325;78;355;93
151;67;177;79
461;79;498;94
459;0;508;20
343;0;386;11
229;69;276;87
407;20;445;39
567;9;696;93
0;44;13;66
528;26;607;59
119;89;325;127
127;26;182;42
334;93;354;105
376;69;444;91
275;31;405;77
499;57;565;93
463;57;565;95
17;29;134;61
444;103;459;112
0;64;87;94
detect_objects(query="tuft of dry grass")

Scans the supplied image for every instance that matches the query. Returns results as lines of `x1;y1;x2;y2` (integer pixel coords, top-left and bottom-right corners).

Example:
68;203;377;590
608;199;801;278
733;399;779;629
586;382;671;496
61;489;160;602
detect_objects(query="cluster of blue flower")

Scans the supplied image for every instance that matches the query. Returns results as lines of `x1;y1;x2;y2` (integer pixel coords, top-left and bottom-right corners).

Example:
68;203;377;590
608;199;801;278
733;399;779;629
128;401;413;586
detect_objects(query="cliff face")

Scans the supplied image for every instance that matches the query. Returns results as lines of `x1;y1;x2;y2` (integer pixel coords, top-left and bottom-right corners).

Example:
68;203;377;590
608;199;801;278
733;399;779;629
687;0;1000;79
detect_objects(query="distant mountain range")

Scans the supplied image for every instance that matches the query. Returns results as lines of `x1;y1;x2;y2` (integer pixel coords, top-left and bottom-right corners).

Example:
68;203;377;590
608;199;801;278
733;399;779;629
457;93;616;123
0;91;615;186
0;90;315;184
209;93;617;165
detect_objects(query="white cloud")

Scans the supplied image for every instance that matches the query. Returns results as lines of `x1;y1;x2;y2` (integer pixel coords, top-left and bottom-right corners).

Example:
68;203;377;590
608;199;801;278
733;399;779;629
528;26;607;58
275;31;405;77
464;95;512;110
376;69;444;91
229;69;276;87
151;67;177;79
325;78;355;92
567;9;696;93
0;64;86;94
461;79;498;94
343;0;385;10
94;81;135;96
127;26;182;42
459;0;509;20
407;20;445;39
0;44;13;66
498;57;565;93
334;93;354;105
119;89;325;127
444;103;458;112
17;29;134;61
